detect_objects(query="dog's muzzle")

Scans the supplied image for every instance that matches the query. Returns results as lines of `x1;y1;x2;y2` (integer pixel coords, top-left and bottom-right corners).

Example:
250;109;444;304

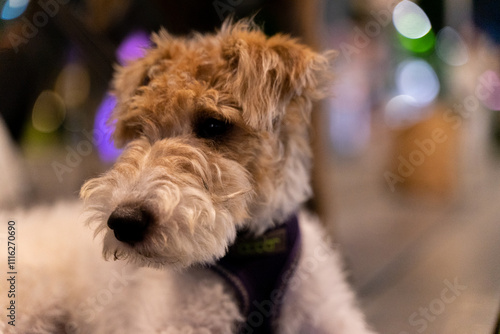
107;204;153;245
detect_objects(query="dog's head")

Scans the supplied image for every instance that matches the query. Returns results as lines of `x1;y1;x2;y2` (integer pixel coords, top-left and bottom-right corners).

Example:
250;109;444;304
81;20;334;269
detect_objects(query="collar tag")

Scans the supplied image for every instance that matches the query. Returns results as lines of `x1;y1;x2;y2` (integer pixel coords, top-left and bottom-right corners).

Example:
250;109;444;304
232;228;287;256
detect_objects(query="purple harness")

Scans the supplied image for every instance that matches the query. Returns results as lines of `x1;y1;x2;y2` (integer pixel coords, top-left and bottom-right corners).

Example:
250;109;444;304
210;215;301;334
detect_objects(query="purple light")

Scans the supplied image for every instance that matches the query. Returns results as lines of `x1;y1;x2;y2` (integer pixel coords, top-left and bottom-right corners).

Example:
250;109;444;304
94;94;122;163
116;30;151;65
93;30;151;163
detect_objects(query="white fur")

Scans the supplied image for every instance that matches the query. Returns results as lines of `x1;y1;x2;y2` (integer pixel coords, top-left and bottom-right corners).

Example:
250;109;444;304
0;203;374;334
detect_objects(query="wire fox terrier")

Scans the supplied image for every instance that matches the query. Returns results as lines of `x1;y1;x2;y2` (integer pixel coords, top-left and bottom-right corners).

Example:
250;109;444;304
0;21;376;334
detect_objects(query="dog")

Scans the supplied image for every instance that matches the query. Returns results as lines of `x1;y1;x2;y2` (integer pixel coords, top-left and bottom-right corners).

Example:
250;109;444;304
0;20;376;334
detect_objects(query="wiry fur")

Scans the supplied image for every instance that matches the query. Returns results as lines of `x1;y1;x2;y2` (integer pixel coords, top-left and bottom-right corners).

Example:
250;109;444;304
0;21;375;333
82;137;251;268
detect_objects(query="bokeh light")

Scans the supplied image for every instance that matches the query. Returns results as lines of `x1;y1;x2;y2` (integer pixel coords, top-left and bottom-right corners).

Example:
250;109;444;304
478;70;500;111
94;94;122;162
55;62;91;109
329;108;371;157
398;29;435;53
328;67;371;157
92;30;151;163
395;59;440;106
384;95;430;128
116;30;151;65
1;0;29;20
392;0;432;39
436;27;469;66
32;90;66;133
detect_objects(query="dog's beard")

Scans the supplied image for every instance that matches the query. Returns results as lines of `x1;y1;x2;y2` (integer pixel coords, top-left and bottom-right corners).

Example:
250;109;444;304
81;138;252;269
99;190;240;269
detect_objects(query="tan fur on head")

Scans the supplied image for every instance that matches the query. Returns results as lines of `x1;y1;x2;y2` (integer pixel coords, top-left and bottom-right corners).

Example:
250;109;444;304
81;19;334;269
219;20;335;130
111;19;335;143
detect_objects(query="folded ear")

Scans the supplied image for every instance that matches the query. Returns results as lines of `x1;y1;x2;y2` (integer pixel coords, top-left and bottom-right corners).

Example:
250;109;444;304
110;29;175;147
221;22;336;130
110;54;154;147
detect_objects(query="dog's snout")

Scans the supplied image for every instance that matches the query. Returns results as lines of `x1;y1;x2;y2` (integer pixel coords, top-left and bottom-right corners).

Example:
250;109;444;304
107;204;153;245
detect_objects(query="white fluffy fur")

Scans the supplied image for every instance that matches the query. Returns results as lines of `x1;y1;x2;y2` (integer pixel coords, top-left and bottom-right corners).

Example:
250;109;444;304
0;203;374;334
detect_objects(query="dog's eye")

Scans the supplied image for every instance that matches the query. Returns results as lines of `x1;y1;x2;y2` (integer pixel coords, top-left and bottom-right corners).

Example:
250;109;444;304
195;117;232;139
140;75;150;87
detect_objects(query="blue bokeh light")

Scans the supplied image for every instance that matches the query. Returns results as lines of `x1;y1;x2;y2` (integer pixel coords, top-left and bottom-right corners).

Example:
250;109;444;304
1;0;29;20
395;59;440;107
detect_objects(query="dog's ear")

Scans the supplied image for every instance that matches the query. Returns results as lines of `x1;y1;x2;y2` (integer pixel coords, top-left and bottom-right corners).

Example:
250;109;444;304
221;22;336;130
110;58;154;147
110;29;177;147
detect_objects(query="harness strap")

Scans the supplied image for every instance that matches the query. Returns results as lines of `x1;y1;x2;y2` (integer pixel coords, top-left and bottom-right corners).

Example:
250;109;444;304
210;215;301;334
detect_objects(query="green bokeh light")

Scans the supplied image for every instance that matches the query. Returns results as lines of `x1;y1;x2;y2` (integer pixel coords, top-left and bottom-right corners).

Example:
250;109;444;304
398;29;436;54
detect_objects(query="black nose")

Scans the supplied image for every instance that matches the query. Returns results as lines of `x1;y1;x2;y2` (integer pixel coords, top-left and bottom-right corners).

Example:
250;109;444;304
107;204;153;245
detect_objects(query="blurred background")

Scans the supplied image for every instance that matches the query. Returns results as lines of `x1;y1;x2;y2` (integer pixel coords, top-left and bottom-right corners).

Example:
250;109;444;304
0;0;499;332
